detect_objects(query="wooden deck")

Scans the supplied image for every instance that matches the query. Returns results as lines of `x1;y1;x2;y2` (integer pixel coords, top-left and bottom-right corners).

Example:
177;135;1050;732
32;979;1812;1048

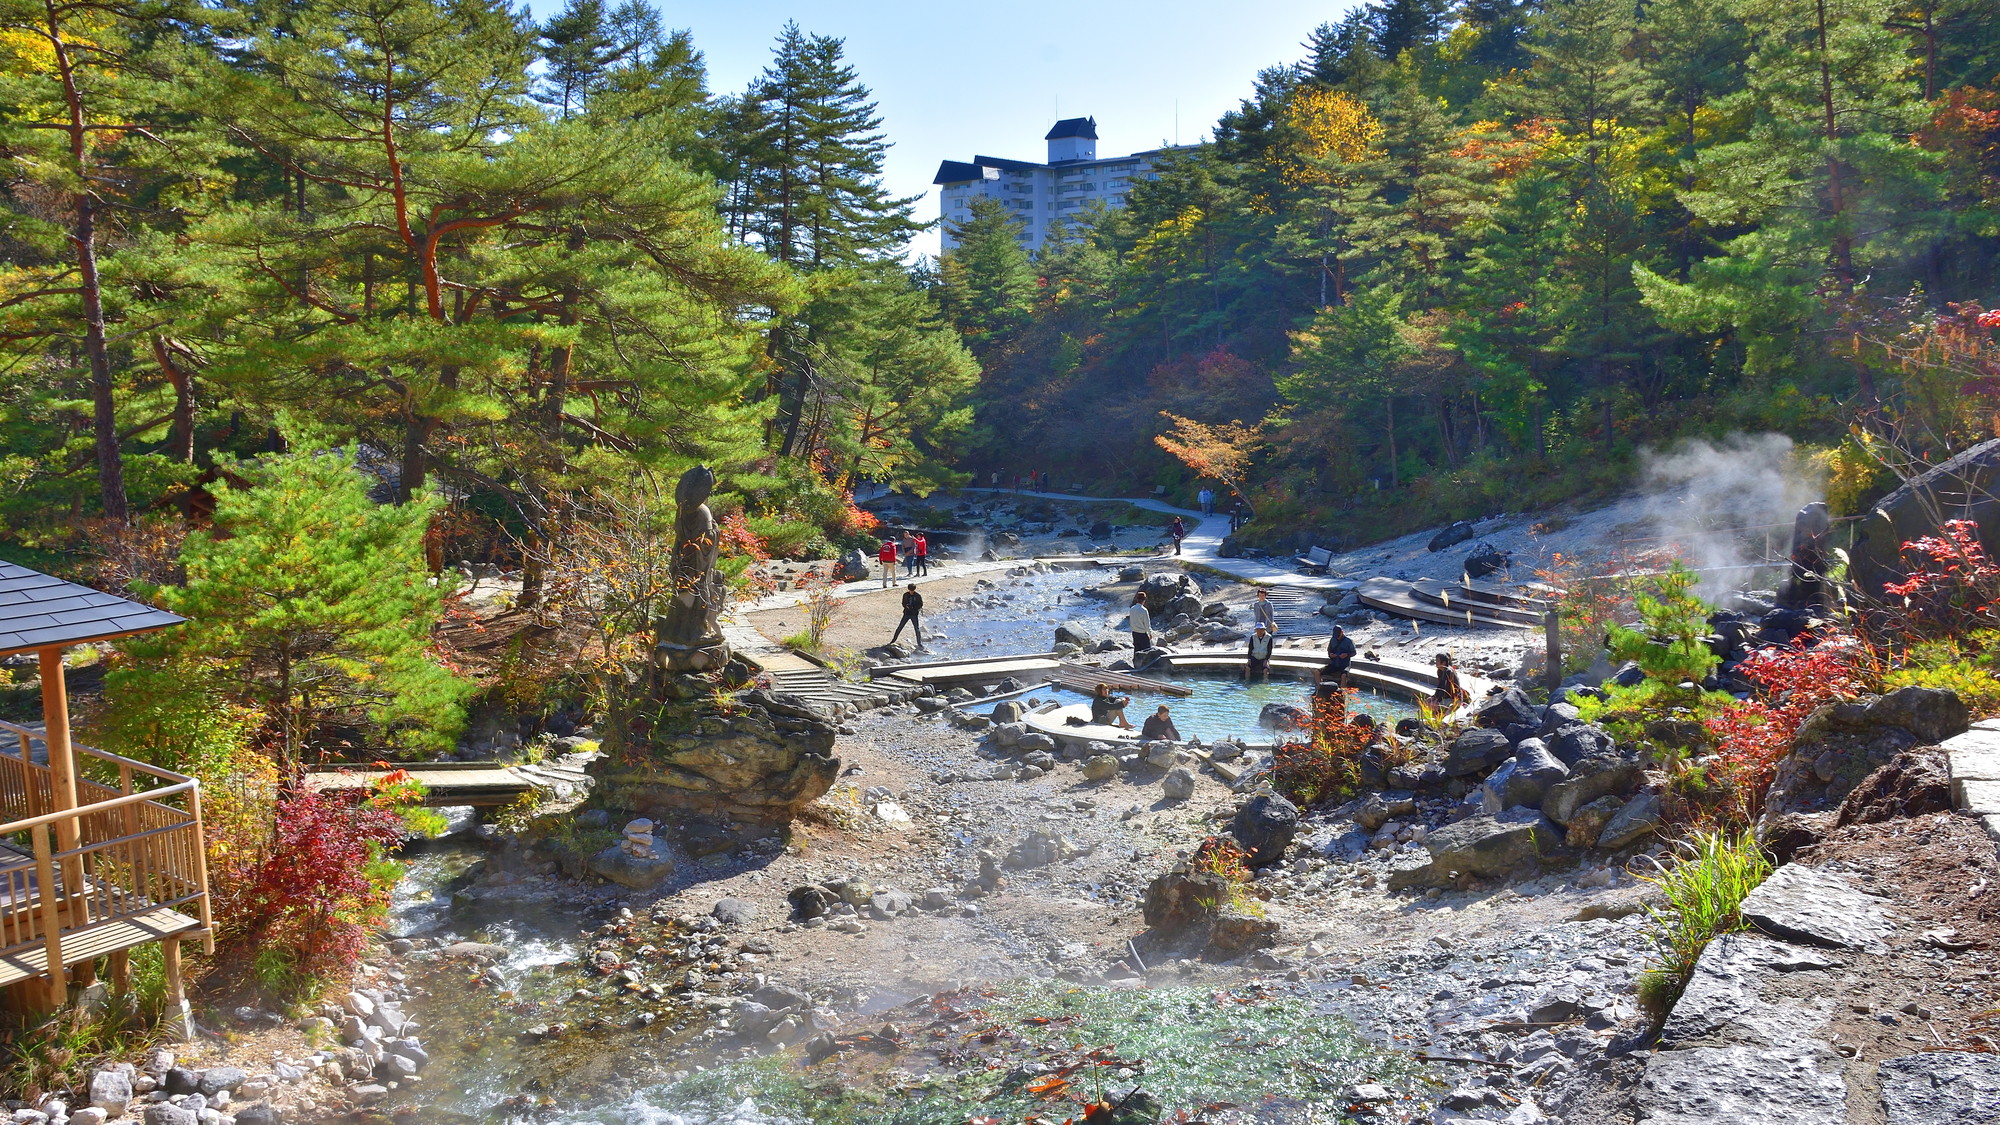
0;718;212;1015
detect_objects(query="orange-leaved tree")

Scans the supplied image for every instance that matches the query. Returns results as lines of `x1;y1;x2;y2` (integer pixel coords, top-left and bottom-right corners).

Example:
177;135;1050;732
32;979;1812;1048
1154;411;1262;518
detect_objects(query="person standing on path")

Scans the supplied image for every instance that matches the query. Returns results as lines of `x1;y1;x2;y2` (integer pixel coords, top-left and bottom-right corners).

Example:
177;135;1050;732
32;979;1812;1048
1168;516;1187;555
1198;487;1214;515
878;538;898;587
889;586;924;649
1126;593;1152;652
913;531;929;576
1252;588;1278;634
899;531;917;578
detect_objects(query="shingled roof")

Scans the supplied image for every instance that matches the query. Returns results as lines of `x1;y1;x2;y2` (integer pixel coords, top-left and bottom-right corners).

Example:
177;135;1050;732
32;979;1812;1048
1044;116;1098;141
0;561;184;656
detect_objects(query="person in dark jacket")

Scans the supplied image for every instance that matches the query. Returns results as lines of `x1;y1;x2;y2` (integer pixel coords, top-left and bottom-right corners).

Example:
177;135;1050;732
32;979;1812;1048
1321;626;1356;690
1168;516;1187;555
890;586;924;648
1432;652;1468;708
1141;705;1180;741
1091;683;1134;729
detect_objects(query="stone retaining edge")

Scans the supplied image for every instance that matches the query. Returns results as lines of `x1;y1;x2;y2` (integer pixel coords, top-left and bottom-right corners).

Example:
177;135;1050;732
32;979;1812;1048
1941;717;2000;843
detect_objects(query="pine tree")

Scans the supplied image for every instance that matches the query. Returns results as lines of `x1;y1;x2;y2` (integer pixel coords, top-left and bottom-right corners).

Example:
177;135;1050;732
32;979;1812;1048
1368;0;1453;60
535;0;662;117
720;22;927;457
938;199;1037;343
1515;0;1656;191
1284;285;1415;485
1337;78;1490;300
115;445;473;765
1635;0;1752;274
206;0;790;558
0;0;210;520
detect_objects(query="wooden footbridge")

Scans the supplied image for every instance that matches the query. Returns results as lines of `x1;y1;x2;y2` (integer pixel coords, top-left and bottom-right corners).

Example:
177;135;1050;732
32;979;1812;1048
305;757;597;807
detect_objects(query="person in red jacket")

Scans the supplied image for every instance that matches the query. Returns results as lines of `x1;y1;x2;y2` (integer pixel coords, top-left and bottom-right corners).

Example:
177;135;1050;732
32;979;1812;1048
878;538;898;587
913;531;929;577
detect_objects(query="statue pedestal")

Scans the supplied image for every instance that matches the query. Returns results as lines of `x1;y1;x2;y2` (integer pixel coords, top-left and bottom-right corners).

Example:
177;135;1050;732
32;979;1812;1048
656;637;730;674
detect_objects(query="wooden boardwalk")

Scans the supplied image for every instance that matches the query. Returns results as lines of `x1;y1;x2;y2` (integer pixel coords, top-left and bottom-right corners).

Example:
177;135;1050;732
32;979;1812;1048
306;758;597;807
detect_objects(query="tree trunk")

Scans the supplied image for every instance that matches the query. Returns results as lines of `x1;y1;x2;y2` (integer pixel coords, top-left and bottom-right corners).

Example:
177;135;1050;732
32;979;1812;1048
1814;0;1856;294
47;3;128;522
150;338;196;463
1385;396;1399;488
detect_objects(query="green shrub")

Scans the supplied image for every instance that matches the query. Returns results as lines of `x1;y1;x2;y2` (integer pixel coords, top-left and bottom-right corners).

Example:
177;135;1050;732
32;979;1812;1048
1882;631;2000;717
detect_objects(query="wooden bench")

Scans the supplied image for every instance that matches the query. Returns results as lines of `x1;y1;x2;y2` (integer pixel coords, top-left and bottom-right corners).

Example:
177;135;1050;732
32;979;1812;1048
1296;546;1336;575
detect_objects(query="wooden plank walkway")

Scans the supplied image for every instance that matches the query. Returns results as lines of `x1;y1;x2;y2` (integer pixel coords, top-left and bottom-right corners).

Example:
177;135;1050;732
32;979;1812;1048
306;758;597;807
1356;577;1539;631
1049;662;1190;697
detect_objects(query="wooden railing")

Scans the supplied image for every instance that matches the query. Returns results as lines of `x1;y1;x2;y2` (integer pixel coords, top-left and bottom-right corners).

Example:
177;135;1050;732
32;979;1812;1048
0;719;212;989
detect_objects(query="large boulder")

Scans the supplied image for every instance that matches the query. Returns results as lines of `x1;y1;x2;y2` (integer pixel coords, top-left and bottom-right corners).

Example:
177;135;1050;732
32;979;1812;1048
1547;721;1617;766
596;686;840;826
1258;703;1311;732
1542;755;1646;824
1767;687;1970;814
1846;436;2000;597
1834;746;1954;827
1473;687;1537;732
1230;794;1300;867
1203;911;1280;961
1389;806;1560;887
1563;795;1626;848
1444;728;1514;777
1055;621;1099;647
1597;792;1663;850
1479;738;1570;811
836;548;871;582
1139;572;1197;613
1428;520;1476;552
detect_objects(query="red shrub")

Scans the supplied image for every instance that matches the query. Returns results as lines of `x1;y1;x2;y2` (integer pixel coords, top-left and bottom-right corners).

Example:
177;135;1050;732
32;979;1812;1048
1270;698;1377;806
246;788;407;983
1881;519;2000;637
1704;637;1875;818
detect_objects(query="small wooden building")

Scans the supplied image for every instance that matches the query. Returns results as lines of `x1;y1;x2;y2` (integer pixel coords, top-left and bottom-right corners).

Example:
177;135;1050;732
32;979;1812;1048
0;561;211;1035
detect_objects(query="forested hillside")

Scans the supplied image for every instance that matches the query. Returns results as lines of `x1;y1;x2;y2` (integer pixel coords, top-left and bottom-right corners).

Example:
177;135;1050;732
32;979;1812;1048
937;0;2000;543
0;0;972;563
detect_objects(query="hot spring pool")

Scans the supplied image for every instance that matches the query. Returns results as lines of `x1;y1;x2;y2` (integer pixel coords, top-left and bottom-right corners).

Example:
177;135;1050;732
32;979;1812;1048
986;672;1416;743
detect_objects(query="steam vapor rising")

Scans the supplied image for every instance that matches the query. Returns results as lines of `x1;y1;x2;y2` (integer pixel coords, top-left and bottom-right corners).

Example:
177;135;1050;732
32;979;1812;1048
1636;433;1823;593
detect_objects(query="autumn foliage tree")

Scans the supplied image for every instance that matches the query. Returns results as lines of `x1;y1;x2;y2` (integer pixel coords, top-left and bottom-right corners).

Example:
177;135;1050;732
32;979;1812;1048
1154;411;1261;515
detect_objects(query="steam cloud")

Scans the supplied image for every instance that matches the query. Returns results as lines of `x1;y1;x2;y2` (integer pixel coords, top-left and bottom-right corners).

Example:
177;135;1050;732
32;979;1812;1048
1637;433;1823;594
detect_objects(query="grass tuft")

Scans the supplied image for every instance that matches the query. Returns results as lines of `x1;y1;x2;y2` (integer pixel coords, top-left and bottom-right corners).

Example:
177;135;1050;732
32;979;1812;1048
1633;829;1773;1022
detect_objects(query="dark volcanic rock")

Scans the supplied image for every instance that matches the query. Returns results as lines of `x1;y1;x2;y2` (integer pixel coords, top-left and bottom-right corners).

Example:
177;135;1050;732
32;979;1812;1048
1444;728;1514;777
1390;806;1560;888
1473;687;1537;731
1542;756;1644;824
1547;722;1617;766
1767;687;1970;814
1203;911;1280;960
1836;746;1954;826
1142;870;1231;933
1230;793;1300;867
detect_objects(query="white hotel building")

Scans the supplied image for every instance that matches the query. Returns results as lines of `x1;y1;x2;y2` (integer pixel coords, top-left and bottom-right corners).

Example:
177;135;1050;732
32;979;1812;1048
933;117;1192;252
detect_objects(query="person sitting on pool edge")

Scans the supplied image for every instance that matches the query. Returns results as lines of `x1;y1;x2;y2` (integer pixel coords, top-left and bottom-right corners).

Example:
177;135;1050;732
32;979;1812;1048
1431;652;1469;708
1245;623;1274;682
1140;705;1180;741
1091;682;1134;729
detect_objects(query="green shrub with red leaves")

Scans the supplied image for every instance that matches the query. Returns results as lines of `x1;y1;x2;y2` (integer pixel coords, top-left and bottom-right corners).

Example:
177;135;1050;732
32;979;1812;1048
243;787;409;993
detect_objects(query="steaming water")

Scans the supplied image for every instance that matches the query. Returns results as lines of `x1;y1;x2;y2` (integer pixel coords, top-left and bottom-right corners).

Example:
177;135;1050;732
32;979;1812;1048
909;566;1119;660
992;674;1416;741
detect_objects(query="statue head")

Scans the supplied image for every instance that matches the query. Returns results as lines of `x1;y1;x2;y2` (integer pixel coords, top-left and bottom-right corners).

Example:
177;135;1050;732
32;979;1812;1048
675;465;716;510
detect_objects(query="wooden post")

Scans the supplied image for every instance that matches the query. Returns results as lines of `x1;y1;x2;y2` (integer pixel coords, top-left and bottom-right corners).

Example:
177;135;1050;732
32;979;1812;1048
32;825;64;1011
106;949;130;994
38;649;84;918
161;935;192;1040
1544;609;1563;693
189;784;214;953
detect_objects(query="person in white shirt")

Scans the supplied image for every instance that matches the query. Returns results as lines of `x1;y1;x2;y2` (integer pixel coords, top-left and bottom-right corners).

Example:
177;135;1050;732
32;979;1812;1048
1125;593;1152;651
1245;624;1274;681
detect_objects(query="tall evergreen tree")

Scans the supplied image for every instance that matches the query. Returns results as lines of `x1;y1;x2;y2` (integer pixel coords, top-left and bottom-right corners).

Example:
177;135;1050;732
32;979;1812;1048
938;199;1037;344
535;0;661;117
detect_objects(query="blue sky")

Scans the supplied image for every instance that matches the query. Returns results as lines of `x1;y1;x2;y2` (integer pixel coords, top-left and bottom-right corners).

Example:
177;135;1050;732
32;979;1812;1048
528;1;1361;258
